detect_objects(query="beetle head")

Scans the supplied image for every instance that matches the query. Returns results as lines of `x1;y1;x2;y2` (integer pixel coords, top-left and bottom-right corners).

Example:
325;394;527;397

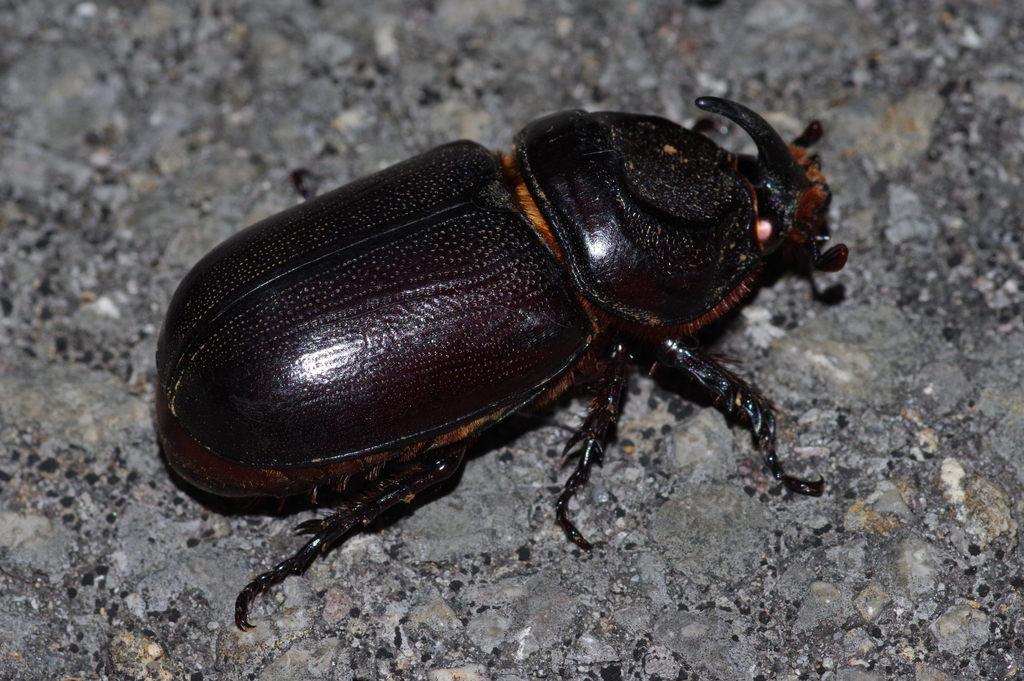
695;97;848;274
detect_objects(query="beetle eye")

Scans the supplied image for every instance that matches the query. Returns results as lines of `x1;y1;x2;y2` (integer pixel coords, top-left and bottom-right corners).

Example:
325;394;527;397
755;218;774;247
756;216;786;253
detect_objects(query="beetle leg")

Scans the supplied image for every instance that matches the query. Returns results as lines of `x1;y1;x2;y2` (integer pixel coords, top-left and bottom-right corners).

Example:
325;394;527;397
556;341;631;550
234;444;467;630
290;169;314;201
792;120;824;148
655;339;824;497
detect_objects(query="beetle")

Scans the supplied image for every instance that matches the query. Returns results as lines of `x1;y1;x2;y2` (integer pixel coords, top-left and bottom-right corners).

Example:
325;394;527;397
155;96;847;629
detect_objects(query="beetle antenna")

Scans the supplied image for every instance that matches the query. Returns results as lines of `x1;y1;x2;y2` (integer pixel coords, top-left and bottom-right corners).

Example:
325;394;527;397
809;235;849;273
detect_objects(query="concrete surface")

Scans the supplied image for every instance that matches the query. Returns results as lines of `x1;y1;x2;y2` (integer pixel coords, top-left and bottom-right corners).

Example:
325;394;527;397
1;1;1022;679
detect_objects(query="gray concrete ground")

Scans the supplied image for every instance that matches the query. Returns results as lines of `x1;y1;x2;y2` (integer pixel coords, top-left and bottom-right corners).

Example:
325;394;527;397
1;1;1022;679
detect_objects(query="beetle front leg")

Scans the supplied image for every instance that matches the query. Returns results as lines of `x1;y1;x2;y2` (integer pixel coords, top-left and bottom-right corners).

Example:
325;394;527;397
656;339;823;496
235;444;467;630
556;341;631;550
290;169;314;201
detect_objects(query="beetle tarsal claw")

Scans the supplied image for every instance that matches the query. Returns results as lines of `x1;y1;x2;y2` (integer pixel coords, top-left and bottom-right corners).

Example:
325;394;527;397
780;473;825;497
561;430;599;463
556;487;594;551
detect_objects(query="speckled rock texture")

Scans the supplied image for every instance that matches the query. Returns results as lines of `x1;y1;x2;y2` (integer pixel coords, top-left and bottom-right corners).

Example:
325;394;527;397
1;1;1022;679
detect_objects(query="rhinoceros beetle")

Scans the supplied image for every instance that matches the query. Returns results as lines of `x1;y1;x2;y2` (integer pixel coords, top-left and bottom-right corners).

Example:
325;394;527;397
155;96;847;629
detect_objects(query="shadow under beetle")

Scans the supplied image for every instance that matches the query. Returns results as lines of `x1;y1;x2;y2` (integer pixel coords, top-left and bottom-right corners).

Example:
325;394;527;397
155;96;848;629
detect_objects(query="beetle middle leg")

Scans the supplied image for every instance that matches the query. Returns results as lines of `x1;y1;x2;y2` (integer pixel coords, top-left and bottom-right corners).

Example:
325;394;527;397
556;340;630;550
656;339;823;496
234;443;467;630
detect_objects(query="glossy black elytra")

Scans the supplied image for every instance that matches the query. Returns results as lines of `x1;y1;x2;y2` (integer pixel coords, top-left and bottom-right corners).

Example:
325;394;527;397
155;97;848;629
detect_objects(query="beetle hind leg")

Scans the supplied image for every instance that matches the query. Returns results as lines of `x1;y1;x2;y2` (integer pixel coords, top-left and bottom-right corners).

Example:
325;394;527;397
234;443;468;630
556;341;630;550
655;340;823;496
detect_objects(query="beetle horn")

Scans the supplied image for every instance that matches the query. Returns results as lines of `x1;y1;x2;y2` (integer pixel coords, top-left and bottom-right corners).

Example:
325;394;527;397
695;96;807;192
695;97;847;274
